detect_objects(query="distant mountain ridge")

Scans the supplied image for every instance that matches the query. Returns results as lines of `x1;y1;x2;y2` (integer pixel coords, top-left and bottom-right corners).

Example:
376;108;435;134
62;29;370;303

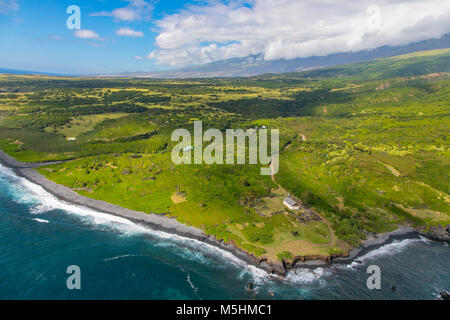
1;34;449;78
119;34;450;78
0;68;63;76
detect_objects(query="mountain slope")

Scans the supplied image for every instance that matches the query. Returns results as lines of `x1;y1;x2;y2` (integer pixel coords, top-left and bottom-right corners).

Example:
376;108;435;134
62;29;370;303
124;34;450;78
0;68;62;76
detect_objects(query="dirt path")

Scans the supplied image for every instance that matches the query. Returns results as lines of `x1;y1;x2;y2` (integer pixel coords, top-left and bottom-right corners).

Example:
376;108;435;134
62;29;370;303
281;133;307;154
269;148;336;247
376;159;402;177
376;157;449;203
270;160;277;184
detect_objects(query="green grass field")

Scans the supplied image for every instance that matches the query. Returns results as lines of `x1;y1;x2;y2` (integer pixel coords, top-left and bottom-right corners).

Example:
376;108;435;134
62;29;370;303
0;49;449;262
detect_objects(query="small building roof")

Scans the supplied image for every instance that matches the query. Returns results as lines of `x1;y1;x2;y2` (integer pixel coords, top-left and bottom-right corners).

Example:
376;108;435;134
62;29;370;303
284;196;298;206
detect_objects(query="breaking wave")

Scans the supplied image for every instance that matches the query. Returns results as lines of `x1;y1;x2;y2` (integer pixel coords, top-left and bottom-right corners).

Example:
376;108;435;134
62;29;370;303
344;237;429;270
285;267;329;285
0;164;269;282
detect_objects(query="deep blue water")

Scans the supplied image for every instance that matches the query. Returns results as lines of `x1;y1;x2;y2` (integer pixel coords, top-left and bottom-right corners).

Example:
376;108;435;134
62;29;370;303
0;163;448;300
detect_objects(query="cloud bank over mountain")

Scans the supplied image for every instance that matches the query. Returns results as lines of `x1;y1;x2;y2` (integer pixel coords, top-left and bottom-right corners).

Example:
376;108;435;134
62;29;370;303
147;0;450;67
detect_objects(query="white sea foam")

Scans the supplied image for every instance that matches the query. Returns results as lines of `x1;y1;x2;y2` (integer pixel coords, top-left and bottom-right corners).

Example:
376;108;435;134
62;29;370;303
418;235;432;244
152;233;270;282
285;267;329;285
33;218;49;223
103;254;139;262
345;237;427;269
186;273;199;294
0;164;14;176
15;174;153;236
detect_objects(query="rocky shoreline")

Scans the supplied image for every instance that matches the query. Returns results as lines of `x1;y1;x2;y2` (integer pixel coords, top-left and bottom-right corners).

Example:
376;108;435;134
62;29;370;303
0;151;268;273
0;150;447;277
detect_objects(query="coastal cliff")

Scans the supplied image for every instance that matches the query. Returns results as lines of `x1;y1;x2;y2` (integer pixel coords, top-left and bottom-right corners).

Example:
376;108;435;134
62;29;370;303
418;224;450;242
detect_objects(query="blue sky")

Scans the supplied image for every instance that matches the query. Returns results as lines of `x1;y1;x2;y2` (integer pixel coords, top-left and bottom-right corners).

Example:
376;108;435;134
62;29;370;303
0;0;188;74
1;0;449;75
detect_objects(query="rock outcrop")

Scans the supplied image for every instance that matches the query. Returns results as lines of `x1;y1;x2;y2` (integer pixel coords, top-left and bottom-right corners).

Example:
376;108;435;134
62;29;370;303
418;224;450;242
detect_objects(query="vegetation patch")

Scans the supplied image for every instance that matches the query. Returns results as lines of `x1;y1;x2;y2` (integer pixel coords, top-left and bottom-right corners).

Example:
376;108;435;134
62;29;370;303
1;50;449;261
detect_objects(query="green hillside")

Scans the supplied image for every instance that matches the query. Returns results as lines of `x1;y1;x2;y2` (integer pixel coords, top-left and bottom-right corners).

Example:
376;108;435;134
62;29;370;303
0;49;448;263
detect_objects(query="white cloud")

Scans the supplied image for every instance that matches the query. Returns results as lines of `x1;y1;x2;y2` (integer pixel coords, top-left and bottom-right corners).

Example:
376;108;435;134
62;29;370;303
0;0;18;14
116;27;144;37
112;7;136;21
74;29;100;40
91;0;153;21
147;0;450;67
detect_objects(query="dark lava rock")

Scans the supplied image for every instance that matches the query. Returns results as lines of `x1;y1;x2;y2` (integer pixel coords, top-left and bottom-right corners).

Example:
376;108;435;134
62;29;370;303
422;224;450;242
439;290;450;300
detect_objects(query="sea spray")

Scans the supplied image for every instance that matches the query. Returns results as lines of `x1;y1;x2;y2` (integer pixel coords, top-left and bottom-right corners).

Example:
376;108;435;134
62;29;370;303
344;237;429;270
285;267;329;285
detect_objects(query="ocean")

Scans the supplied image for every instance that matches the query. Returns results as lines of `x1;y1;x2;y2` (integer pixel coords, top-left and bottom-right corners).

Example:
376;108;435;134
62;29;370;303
0;163;448;300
